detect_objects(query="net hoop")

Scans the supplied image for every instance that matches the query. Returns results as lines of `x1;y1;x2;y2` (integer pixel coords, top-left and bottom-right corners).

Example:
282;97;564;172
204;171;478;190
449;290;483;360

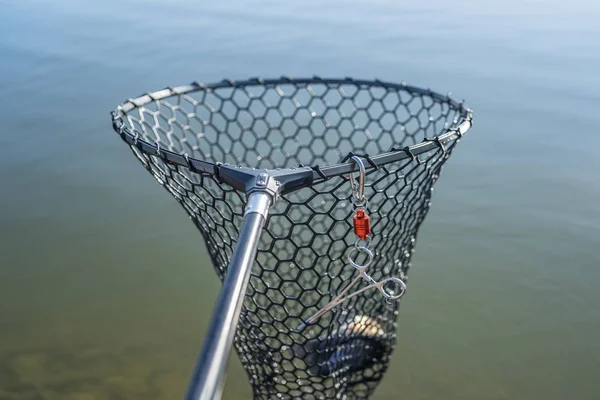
111;76;473;181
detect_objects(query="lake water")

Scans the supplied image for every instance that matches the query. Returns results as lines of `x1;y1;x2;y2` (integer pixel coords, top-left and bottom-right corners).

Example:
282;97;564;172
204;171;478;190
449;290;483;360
1;0;600;399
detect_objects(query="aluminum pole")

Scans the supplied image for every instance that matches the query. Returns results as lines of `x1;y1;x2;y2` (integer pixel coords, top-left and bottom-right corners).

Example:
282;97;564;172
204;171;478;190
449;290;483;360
185;192;272;400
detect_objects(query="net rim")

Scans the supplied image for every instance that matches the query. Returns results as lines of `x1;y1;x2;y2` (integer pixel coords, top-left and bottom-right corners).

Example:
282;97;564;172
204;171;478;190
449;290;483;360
110;76;473;181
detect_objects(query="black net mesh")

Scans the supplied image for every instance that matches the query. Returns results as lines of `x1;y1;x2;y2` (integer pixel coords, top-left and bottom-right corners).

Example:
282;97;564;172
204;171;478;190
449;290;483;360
111;77;471;399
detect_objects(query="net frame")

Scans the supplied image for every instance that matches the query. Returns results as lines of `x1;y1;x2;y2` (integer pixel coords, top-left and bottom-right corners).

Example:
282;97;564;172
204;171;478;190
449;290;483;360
109;76;473;400
111;77;472;182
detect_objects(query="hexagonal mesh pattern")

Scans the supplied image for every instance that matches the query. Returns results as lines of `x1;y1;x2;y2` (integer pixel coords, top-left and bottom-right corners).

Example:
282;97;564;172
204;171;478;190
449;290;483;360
111;78;471;399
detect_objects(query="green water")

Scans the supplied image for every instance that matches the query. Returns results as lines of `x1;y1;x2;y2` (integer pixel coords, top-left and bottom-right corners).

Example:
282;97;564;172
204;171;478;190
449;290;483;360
1;0;599;398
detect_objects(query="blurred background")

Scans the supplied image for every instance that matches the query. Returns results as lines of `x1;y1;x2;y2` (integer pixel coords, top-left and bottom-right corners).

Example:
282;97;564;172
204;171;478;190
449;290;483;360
1;0;599;399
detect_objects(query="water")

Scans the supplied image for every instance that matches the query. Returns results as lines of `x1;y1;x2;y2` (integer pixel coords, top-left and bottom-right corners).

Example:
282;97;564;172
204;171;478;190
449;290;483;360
1;0;599;398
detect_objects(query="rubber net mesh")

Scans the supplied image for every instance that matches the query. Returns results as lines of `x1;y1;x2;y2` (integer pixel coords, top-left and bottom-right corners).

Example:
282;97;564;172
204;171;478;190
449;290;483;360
113;79;466;399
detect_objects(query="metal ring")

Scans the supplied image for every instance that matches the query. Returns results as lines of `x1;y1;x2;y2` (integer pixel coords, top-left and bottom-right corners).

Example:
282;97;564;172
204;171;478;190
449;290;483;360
348;246;373;269
352;195;368;208
354;236;372;250
377;277;406;299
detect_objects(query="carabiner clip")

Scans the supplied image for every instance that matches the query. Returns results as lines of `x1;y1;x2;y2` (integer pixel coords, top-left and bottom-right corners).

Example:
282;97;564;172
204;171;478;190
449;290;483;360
349;155;366;206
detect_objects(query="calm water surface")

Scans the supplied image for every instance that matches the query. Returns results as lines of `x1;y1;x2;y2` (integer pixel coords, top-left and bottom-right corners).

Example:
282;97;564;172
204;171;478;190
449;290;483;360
1;0;600;399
